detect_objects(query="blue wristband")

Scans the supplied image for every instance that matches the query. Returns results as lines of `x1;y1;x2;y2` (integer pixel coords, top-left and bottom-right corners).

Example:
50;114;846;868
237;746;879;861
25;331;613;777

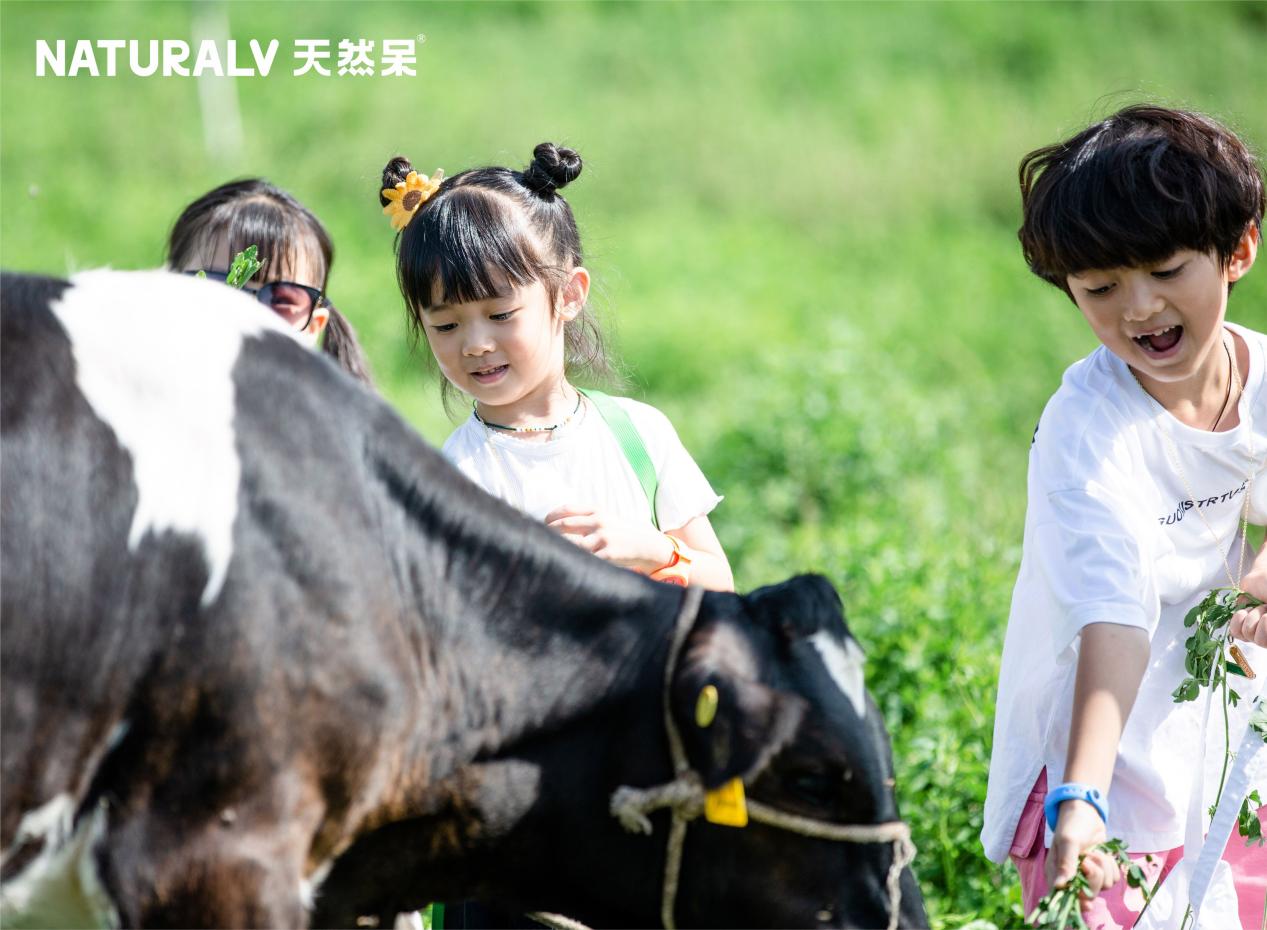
1044;782;1109;831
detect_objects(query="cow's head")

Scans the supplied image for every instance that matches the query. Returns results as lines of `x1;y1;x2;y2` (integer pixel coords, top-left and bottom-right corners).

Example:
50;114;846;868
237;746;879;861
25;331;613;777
661;574;927;929
308;572;927;929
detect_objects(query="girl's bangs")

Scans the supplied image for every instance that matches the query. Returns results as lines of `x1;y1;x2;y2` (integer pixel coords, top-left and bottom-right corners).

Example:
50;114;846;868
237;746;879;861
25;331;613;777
210;199;329;286
407;190;552;310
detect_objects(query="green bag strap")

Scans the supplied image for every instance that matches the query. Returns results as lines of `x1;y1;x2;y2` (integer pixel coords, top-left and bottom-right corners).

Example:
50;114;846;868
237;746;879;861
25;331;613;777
578;388;659;529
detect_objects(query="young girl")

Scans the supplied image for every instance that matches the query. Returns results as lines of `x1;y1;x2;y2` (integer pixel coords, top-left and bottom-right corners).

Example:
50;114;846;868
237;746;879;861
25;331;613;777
983;105;1267;929
167;178;373;385
377;143;733;590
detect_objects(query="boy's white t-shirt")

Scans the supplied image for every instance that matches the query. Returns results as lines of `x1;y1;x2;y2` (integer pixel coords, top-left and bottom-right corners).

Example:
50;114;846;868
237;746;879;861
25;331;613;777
441;394;722;529
982;323;1267;863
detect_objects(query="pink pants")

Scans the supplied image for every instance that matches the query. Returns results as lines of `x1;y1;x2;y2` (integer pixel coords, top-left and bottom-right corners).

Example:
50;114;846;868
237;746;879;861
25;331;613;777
1010;770;1267;930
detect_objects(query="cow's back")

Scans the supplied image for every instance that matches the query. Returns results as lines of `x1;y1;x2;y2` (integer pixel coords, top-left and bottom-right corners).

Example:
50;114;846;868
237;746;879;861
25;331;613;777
1;273;192;848
0;271;408;859
1;270;442;924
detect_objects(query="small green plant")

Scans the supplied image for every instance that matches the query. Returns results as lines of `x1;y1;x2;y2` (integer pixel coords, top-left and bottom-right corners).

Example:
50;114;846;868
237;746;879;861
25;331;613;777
193;246;263;289
226;245;263;288
1172;588;1264;846
1238;789;1264;846
1172;587;1255;707
1155;589;1265;930
1025;840;1151;930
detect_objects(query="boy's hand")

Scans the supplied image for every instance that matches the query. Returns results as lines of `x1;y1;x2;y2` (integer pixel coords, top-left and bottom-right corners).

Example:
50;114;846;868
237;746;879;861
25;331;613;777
1229;604;1267;646
544;505;673;572
1047;801;1121;901
1232;570;1267;647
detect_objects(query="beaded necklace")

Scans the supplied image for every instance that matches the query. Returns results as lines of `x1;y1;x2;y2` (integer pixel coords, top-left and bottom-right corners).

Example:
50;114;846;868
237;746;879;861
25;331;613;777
474;390;582;434
1133;331;1259;676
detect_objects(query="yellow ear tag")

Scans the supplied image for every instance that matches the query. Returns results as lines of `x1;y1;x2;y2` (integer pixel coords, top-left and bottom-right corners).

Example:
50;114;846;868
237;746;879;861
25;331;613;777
695;685;719;728
704;777;749;828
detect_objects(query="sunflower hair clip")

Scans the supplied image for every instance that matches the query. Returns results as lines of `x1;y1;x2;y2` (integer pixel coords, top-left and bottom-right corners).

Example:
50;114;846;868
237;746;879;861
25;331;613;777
382;169;445;231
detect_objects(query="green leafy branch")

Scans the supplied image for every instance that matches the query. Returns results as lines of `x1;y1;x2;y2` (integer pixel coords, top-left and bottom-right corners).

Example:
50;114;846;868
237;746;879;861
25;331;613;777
1026;839;1151;929
1172;587;1265;848
1172;587;1255;706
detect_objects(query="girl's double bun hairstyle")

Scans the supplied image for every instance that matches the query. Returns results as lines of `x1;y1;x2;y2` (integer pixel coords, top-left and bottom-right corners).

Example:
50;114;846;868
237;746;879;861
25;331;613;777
379;142;612;412
1018;104;1265;300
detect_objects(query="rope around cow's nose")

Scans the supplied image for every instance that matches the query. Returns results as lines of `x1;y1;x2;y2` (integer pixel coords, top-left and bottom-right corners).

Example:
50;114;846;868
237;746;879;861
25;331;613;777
609;774;915;930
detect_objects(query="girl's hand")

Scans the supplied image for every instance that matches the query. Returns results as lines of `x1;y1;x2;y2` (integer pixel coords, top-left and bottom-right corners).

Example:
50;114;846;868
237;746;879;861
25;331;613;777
1047;801;1120;901
1232;569;1267;647
543;505;674;572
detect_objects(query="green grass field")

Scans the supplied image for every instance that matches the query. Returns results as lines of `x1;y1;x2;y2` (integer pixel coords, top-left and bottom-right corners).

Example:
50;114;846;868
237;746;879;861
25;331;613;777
4;2;1267;926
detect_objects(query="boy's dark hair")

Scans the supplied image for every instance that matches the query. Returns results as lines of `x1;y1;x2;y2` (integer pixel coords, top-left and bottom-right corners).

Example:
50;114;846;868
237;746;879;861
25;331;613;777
378;143;613;415
167;178;373;385
1018;105;1264;300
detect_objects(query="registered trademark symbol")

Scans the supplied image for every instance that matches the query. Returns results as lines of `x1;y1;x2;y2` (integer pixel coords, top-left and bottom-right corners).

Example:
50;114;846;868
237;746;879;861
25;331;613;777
417;34;427;43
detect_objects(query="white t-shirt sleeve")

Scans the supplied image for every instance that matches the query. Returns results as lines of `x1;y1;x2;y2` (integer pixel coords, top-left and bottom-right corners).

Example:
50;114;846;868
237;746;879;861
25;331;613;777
1029;395;1159;657
1036;487;1155;657
620;399;723;531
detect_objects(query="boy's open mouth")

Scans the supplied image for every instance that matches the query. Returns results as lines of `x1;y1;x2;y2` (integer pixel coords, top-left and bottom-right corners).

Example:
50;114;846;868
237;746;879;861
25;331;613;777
1134;325;1183;355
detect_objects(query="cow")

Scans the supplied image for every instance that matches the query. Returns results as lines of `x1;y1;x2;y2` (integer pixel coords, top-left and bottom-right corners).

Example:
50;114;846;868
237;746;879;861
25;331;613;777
0;269;927;929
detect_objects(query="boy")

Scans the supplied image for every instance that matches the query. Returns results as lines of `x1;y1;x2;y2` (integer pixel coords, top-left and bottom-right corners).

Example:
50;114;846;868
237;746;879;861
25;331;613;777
983;104;1267;928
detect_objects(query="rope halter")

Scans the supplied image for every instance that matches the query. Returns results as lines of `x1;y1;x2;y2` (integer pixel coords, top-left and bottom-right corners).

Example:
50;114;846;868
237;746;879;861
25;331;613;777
607;585;916;930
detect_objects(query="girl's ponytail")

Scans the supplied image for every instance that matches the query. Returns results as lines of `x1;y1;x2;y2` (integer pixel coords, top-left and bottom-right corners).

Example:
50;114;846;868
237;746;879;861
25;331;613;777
320;300;374;387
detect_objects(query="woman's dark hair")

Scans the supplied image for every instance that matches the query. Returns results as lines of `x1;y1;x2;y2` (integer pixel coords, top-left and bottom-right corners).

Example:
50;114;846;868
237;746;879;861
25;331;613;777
1018;105;1264;300
167;178;373;385
378;142;612;413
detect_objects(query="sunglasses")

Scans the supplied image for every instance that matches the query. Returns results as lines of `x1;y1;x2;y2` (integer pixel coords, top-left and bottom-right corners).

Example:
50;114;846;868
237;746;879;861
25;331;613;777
186;270;326;330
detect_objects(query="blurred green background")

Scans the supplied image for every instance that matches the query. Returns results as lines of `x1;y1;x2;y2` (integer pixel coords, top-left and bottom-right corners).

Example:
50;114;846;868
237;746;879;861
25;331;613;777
3;2;1266;926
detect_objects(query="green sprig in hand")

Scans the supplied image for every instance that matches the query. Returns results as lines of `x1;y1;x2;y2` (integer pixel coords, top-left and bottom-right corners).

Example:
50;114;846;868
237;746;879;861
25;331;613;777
1173;587;1265;848
1173;587;1256;706
1026;840;1152;929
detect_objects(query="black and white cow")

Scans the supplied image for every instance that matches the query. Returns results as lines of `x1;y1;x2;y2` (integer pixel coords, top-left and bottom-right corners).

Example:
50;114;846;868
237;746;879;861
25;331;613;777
0;270;927;929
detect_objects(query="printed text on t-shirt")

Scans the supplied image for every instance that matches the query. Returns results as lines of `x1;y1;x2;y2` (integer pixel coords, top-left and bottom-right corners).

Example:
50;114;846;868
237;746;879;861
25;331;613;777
1158;479;1248;526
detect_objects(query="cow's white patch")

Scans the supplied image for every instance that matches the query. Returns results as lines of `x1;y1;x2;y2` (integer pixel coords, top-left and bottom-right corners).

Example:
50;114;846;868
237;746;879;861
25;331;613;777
51;270;288;608
299;859;334;911
809;632;867;719
0;794;74;871
0;798;119;929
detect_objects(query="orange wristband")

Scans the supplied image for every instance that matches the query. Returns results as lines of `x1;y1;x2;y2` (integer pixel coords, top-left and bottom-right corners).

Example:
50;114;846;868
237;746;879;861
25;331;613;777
649;534;693;586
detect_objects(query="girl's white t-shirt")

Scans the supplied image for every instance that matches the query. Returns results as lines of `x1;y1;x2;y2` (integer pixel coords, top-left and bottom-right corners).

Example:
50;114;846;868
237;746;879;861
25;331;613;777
440;394;722;530
982;323;1267;863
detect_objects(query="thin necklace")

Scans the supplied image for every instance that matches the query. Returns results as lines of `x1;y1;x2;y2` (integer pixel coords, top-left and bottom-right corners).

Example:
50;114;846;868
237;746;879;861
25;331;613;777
474;390;582;433
1207;340;1235;432
1134;334;1258;676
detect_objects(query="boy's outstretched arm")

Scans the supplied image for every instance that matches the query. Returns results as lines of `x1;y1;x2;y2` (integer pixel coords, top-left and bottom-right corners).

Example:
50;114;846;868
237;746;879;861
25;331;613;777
1047;622;1150;897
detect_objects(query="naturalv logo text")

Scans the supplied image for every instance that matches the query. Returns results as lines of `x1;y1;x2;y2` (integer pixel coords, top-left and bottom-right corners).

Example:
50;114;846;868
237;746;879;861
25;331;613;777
35;38;425;78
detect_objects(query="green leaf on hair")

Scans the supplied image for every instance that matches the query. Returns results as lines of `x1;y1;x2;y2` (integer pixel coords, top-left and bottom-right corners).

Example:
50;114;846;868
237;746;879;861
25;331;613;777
226;245;263;289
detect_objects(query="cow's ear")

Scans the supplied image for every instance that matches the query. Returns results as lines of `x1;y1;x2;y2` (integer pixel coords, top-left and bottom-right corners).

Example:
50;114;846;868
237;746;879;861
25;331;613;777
745;573;848;643
670;622;806;789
